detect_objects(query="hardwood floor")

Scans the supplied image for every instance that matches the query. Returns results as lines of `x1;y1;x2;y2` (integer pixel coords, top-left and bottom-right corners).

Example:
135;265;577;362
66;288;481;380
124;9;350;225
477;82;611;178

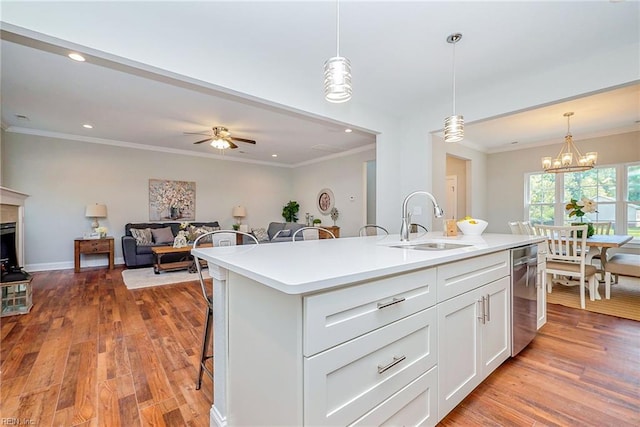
1;267;212;426
1;267;638;426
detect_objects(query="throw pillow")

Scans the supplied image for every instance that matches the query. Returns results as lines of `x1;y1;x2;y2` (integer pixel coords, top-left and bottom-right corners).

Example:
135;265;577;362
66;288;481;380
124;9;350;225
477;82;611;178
278;229;292;238
196;226;219;244
130;228;153;245
251;228;269;242
151;227;175;244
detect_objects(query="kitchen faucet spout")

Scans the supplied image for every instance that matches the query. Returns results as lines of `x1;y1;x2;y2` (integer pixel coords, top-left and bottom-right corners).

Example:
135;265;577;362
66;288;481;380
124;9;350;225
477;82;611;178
400;191;444;242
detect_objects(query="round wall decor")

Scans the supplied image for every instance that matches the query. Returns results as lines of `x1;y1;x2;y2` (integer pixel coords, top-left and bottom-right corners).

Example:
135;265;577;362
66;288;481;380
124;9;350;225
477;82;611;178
317;188;334;215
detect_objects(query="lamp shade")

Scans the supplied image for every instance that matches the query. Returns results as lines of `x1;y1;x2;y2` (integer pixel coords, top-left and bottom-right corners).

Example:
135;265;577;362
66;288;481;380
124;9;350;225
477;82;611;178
232;206;246;218
85;203;107;218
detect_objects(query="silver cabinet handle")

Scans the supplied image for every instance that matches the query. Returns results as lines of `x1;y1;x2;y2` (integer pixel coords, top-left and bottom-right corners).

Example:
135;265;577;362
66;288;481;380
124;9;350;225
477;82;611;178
477;297;486;324
485;293;491;322
377;355;406;374
377;297;406;310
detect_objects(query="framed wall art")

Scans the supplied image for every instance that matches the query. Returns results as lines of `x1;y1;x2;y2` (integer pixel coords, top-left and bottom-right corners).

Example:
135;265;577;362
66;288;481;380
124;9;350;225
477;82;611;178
149;179;196;221
317;188;334;215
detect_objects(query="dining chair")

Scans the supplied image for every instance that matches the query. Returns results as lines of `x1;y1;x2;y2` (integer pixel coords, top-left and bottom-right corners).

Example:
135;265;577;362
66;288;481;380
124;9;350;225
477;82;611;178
191;230;259;390
358;224;389;236
534;224;597;309
508;221;536;236
508;221;523;234
292;226;336;241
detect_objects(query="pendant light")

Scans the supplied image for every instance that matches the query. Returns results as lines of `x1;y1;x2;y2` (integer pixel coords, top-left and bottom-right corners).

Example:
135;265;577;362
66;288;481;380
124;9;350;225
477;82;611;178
541;112;597;173
444;33;464;143
324;0;352;103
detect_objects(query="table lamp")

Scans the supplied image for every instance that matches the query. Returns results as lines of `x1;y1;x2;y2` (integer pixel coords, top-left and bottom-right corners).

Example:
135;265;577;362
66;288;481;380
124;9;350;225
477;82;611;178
86;203;107;228
232;206;246;226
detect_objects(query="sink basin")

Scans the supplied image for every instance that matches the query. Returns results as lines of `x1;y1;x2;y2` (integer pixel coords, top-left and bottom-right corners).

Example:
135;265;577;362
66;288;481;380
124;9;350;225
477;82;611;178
389;242;472;251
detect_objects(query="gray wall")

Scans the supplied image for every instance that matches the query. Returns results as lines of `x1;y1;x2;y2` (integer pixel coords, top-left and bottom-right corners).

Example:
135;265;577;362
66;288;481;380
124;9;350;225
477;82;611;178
1;130;375;270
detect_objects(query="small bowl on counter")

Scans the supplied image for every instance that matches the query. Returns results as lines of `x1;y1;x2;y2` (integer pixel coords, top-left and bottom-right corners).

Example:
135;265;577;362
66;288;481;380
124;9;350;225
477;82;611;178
457;218;488;236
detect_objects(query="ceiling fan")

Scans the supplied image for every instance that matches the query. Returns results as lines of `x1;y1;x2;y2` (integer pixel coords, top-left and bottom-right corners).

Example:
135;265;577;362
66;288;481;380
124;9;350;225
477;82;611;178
187;126;256;149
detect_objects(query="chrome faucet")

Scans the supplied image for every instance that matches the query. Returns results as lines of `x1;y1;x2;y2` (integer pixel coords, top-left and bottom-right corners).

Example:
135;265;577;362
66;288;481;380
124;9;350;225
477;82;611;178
400;191;445;241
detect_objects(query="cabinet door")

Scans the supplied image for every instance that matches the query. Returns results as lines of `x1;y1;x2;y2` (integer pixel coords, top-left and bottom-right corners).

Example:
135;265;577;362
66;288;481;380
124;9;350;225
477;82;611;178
436;286;483;420
480;277;511;375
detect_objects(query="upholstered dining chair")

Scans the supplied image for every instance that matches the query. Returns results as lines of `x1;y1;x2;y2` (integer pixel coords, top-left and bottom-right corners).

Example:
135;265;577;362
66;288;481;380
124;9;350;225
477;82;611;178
191;230;259;390
358;224;389;236
292;226;336;241
534;224;597;309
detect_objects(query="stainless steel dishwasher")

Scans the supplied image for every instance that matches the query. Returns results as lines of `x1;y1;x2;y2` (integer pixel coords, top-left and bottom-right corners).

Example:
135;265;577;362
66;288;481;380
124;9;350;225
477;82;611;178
511;244;538;356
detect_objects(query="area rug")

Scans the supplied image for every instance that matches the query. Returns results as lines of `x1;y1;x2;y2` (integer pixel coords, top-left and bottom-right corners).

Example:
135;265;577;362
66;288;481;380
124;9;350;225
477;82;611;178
546;276;640;321
122;267;210;289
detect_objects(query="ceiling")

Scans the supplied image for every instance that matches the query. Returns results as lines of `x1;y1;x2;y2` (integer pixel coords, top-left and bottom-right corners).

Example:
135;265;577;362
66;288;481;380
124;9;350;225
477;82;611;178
1;1;638;166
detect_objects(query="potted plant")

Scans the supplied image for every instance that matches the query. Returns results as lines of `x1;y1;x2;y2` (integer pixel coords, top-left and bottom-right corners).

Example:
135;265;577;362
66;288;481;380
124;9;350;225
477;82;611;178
282;200;300;223
312;218;322;227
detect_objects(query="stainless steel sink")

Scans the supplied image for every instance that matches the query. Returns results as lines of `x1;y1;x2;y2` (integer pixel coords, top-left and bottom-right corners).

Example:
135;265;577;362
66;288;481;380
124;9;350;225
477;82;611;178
389;242;472;251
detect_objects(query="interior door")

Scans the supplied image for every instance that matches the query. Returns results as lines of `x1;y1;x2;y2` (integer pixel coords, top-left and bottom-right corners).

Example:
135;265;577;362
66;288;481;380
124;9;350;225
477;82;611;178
445;175;458;220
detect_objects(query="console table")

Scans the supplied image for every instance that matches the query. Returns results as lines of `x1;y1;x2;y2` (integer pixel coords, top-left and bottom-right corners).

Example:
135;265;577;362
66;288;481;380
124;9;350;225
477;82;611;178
74;237;115;272
319;226;340;239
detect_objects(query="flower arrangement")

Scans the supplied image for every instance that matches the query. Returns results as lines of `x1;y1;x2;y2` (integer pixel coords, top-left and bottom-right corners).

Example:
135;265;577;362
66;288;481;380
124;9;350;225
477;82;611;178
330;207;339;225
565;197;598;220
566;197;597;237
94;226;108;237
179;221;206;242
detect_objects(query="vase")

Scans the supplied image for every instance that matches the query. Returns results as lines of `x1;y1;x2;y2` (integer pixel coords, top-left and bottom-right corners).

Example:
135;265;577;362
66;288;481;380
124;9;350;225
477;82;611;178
170;207;179;220
571;221;594;238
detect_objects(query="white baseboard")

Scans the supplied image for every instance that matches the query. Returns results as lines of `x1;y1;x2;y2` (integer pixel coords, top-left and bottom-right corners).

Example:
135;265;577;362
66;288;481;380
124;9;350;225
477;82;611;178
25;257;125;272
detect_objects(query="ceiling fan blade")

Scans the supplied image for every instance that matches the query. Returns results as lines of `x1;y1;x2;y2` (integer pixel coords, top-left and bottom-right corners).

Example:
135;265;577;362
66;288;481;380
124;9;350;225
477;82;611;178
193;138;212;144
183;131;211;136
230;137;256;144
228;141;239;149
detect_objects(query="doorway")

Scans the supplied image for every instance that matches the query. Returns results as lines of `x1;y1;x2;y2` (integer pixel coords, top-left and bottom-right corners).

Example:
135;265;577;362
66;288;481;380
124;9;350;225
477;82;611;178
446;155;468;219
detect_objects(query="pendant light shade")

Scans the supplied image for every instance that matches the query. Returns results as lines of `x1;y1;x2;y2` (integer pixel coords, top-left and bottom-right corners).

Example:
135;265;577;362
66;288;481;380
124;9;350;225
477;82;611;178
444;33;464;143
324;0;352;103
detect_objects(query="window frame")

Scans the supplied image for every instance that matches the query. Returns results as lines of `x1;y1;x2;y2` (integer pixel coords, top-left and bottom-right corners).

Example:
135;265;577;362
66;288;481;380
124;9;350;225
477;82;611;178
524;161;640;241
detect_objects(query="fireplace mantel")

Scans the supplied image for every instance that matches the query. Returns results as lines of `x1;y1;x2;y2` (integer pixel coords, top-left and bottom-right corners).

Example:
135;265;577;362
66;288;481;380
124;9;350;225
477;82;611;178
1;186;29;268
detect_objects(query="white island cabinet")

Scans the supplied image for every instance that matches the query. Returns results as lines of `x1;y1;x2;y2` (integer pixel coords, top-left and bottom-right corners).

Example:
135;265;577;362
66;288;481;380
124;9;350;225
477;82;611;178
192;232;543;427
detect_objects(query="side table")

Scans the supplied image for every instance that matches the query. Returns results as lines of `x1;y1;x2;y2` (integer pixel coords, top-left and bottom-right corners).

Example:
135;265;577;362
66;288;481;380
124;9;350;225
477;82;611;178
74;237;115;272
1;275;33;316
320;226;340;239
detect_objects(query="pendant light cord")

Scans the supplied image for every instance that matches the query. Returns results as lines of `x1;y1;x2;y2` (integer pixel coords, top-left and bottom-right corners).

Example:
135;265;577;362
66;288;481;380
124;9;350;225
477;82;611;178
451;40;456;116
336;0;340;57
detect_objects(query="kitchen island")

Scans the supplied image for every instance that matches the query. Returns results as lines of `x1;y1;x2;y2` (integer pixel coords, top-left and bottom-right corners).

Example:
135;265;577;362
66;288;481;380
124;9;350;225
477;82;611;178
192;232;543;427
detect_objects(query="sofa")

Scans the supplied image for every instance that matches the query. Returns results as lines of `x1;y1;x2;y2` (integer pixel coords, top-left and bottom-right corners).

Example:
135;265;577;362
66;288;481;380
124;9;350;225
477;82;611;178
122;221;220;268
245;222;305;244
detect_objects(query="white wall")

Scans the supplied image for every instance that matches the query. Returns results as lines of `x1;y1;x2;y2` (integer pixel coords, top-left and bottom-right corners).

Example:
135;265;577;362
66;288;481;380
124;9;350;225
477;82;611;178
292;147;375;237
486;131;640;234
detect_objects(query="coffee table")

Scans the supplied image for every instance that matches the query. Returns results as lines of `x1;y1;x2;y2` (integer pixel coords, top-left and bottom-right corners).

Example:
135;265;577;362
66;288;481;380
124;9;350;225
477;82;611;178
151;244;212;274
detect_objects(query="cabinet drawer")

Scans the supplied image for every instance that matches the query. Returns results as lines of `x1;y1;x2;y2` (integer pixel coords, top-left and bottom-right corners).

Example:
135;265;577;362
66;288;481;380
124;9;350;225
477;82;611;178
437;251;509;302
79;240;110;252
304;307;437;426
350;366;437;427
304;268;436;356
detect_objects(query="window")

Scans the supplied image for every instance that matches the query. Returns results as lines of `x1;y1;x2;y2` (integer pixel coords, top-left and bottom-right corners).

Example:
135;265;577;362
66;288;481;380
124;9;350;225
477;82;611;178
627;164;640;238
525;162;639;239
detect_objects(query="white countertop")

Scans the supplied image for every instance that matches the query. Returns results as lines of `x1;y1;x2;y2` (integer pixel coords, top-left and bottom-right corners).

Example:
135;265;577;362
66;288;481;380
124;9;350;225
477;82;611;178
191;232;543;295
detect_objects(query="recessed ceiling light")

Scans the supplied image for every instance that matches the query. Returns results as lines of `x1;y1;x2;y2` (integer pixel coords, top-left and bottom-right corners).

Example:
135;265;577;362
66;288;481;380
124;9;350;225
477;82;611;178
344;128;353;133
83;124;93;129
272;154;278;158
68;53;86;62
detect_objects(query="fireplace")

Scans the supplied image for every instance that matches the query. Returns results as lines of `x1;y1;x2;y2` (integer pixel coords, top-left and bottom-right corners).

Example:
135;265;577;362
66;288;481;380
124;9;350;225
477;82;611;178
1;222;18;270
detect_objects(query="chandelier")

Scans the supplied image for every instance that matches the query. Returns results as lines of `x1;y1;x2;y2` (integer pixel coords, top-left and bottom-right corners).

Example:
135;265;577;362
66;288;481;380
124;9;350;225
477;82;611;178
541;112;597;173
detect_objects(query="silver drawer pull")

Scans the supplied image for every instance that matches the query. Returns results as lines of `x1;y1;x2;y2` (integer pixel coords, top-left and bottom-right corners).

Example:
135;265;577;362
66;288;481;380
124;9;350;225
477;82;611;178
377;355;406;374
377;297;406;310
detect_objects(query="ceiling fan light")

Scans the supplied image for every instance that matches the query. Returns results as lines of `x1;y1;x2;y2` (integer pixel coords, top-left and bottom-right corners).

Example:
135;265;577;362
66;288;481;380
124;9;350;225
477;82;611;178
210;138;230;150
324;56;352;103
444;115;464;143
